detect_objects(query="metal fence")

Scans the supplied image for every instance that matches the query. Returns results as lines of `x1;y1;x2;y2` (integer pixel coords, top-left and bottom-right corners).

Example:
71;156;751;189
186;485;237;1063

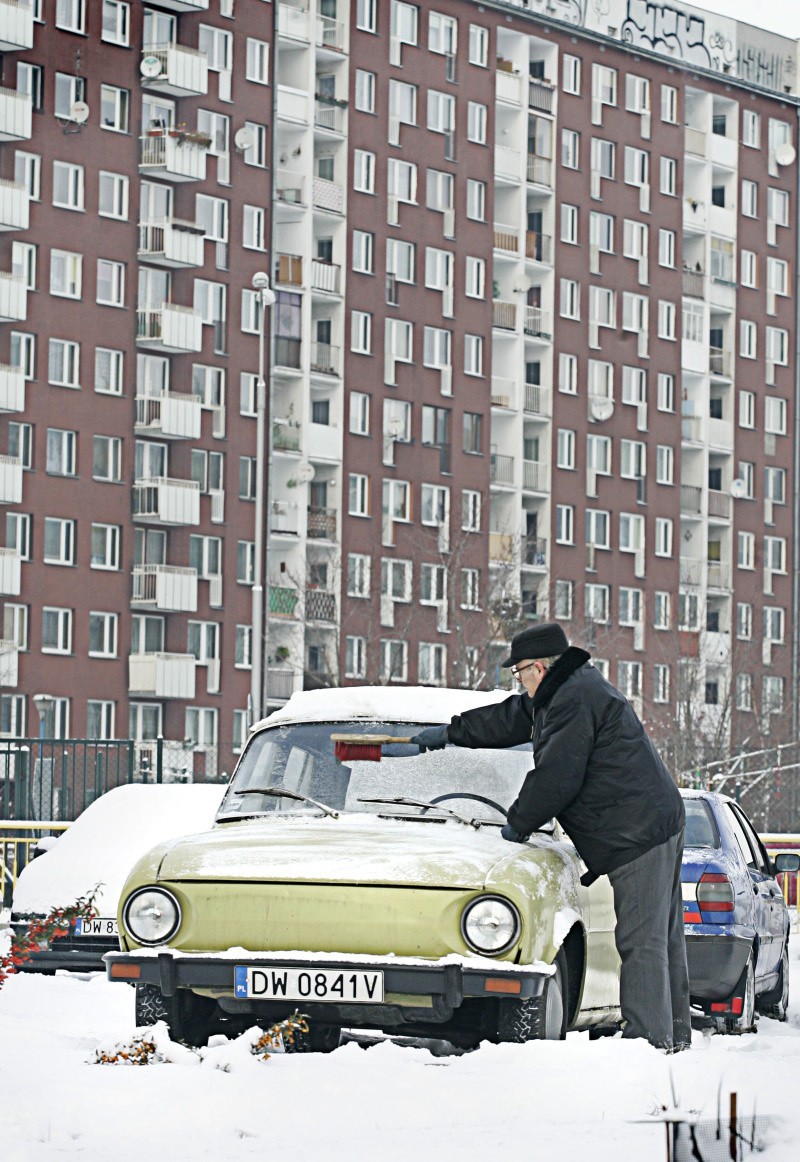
679;740;800;834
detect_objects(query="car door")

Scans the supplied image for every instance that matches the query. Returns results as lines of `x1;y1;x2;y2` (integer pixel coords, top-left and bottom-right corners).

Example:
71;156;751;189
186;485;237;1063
724;803;776;980
730;803;785;977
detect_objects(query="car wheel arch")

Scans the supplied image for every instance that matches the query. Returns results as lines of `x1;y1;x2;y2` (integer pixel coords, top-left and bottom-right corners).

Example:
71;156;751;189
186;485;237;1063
558;923;586;1027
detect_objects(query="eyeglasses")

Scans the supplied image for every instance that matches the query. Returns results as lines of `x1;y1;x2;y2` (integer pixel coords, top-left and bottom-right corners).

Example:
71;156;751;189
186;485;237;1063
510;661;537;679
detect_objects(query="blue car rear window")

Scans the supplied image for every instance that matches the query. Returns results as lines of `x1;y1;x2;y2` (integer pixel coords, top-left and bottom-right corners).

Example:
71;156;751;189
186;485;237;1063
684;799;720;849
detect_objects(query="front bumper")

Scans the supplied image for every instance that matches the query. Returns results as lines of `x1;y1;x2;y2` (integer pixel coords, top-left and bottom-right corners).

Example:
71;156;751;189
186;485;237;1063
105;950;547;1013
685;930;752;1002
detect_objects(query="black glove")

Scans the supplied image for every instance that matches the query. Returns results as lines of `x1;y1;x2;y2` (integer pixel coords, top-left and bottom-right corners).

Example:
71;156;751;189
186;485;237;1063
411;724;449;752
501;822;529;843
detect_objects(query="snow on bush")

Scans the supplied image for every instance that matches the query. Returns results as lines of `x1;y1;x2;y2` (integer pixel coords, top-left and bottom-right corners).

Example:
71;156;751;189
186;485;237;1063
94;1012;310;1069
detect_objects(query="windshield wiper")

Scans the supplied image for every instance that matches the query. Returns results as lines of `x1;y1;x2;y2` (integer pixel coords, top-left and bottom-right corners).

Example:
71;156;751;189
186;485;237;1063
222;787;339;819
357;796;480;829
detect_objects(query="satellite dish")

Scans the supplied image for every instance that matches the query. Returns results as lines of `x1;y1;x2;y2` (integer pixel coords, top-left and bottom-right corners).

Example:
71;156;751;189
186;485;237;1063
775;143;796;167
140;55;163;79
69;101;90;125
295;461;315;483
590;398;614;422
730;478;747;499
234;126;255;152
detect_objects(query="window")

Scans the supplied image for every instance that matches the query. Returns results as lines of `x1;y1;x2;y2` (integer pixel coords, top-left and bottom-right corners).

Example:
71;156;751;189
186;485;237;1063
243;122;268;167
423;327;451;370
100;85;130;132
3;605;28;651
464;255;485;299
246;37;269;84
468;24;488;66
8;422;33;470
592;64;617;113
349;473;370;516
129;702;162;742
554;580;573;620
620;439;645;480
427;90;454;134
764;396;787;435
87;700;115;740
185;707;218;750
237;540;254;585
764;535;786;573
351;311;372;354
352;230;374;275
89;611;118;658
381;640;408;683
56;0;84;33
590;212;613;253
557;429;575;470
243;205;266;251
742;109;760;148
389;79;417;129
764;606;785;644
420;563;446;604
617;661;642;699
420;483;449;527
585;583;609;623
618;512;644;552
658;229;675;268
736;673;753;712
52;161;84;211
740;320;757;359
347;553;371;598
463;413;482;455
737;531;755;570
345;636;367;680
188;534;222;578
653;665;670;704
619;587;642;626
354;150;376;193
46;428;76;476
91;523;120;570
658;301;676;340
657;373;675;413
660;156;677;196
737;602;752;641
99;171;128;219
95;347;123;396
382;558;412;601
386;238;414;283
356;0;377;31
561;204;578;245
589;286;615;327
765;466;786;504
591;138;615;179
556;505;574;545
559;353;577;395
655;445;674;485
587;435;611;475
383;480;411;523
54;73;85;119
466;179;485;221
102;1;129;45
763;676;784;717
14;152;41;200
740;179;757;218
7;513;32;560
768;188;790;228
767;257;789;297
740;250;757;289
661;84;678;123
467;102;487;144
654;592;670;630
18;62;43;111
42;607;72;654
626;74;650;114
93;435;121;482
462;490;481;532
766;327;788;366
388;158;417;204
655;518;673;558
349;392;370;435
624;146;649;187
560;279;580;320
355;70;376;113
460;569;480;611
561;129;580;169
563;54;581;95
50;250;82;298
96;259;125;307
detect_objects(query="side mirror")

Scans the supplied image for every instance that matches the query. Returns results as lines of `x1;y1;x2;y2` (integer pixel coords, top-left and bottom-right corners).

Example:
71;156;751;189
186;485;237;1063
773;852;800;874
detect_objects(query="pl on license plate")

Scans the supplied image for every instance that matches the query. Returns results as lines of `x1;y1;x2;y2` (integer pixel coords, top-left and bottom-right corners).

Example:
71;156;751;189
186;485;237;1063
74;917;119;938
234;965;384;1004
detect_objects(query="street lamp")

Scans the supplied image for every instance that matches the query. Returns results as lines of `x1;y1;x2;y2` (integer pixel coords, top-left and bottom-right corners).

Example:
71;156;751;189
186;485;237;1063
31;693;54;820
33;693;54;739
251;272;276;727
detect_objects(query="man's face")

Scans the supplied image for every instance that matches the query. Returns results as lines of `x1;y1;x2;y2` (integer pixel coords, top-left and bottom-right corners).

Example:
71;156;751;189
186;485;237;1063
510;658;549;696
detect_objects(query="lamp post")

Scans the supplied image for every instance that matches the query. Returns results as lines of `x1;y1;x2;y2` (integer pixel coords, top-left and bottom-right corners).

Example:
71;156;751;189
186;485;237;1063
32;694;54;820
250;272;276;727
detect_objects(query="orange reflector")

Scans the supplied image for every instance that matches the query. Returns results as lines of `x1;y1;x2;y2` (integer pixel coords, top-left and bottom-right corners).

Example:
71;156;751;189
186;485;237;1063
683;913;702;923
485;977;522;995
710;1002;727;1012
110;963;141;980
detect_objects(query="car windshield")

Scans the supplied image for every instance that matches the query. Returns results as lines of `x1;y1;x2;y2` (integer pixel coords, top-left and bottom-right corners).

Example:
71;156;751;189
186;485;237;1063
684;799;721;849
216;722;532;824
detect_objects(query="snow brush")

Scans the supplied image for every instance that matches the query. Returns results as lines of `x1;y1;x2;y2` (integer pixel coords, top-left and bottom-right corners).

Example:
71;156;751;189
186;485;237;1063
331;734;416;763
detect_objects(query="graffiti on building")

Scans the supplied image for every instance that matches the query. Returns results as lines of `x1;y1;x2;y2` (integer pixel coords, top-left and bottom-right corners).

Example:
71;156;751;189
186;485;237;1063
523;0;587;26
736;42;795;92
620;0;711;67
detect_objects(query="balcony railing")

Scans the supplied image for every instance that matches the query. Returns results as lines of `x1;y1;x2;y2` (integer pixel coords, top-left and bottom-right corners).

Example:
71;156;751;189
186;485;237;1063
312;176;344;213
495;67;522;106
493;225;518;253
490;453;514;485
679;557;703;586
0;637;18;686
275;252;303;286
0;545;21;596
138;132;209;182
314;99;346;133
273;424;301;453
525;232;551;263
269;585;299;617
128;652;196;699
524;306;550;338
489;532;515;562
528;77;554;113
0;177;29;230
132;477;201;525
316;13;345;50
682;269;705;298
685;126;706;156
523;537;547;567
306;588;336;621
680;484;702;514
138;218;205;267
311;258;341;294
708;489;732;519
494;144;521;181
278;0;310;41
0;453;22;503
270;499;299;535
275;169;305;206
523;460;548;491
524;383;550;416
0;270;26;322
709;347;732;378
707;561;732;589
0;0;34;52
0;86;31;141
131;564;198;612
527;154;552;187
273;336;302;369
136;303;203;352
490;376;516;410
307;505;337;539
310;341;340;375
135;391;202;439
153;0;209;10
140;43;208;97
265;667;296;700
0;362;24;412
492;300;516;330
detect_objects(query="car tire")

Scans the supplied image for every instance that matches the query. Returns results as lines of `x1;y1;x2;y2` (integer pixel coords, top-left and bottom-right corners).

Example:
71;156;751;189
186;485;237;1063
495;949;568;1042
287;1022;342;1054
715;952;756;1035
134;983;212;1047
756;943;789;1022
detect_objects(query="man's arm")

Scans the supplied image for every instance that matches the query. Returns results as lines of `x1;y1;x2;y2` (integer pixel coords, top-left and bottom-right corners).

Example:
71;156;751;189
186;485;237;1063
506;694;595;834
446;693;534;749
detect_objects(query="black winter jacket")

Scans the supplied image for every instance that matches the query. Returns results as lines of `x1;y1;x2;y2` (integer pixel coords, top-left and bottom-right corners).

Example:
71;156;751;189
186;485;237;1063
447;648;684;877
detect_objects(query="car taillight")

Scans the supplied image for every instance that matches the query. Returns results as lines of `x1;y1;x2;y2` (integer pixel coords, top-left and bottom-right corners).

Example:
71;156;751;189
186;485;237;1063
696;872;734;915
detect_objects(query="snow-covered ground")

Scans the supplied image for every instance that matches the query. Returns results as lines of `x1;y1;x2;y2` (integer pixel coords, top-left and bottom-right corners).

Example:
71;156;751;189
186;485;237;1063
2;933;800;1161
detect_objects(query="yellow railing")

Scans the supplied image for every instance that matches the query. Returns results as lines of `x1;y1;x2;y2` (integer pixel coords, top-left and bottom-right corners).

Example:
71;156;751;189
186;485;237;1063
1;821;70;907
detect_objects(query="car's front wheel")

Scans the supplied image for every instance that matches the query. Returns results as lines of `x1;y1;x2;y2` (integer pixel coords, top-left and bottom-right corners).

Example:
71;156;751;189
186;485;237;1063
756;943;789;1022
134;983;213;1046
494;950;568;1042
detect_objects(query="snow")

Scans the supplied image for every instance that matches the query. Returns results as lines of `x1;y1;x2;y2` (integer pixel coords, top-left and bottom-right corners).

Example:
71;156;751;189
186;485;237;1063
2;931;800;1160
11;784;222;914
257;684;513;730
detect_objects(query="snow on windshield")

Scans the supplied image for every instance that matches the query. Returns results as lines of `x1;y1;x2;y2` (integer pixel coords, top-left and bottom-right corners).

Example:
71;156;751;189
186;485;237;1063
218;723;532;821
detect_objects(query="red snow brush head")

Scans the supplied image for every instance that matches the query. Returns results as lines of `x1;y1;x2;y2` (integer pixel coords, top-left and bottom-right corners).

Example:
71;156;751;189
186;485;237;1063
331;734;415;763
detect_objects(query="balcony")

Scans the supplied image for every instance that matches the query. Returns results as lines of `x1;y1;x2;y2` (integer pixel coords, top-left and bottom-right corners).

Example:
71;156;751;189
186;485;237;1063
490;452;514;486
310;341;340;375
707;489;732;520
0;454;22;503
306;588;336;621
278;0;310;42
493;225;519;255
135;391;202;439
314;98;346;134
139;132;209;182
275;252;303;287
527;154;552;187
495;67;522;105
316;13;345;52
528;77;554;113
526;232;552;263
0;638;18;686
128;652;196;699
523;537;547;568
0;178;29;231
709;347;732;378
277;85;310;125
0;271;26;321
0;86;31;140
679;557;703;586
136;304;203;353
273;422;301;453
492;300;516;330
495;145;521;183
489;532;515;562
270;500;299;537
265;667;296;702
680;484;702;515
523;383;551;418
311;258;341;295
132;564;198;612
0;546;21;595
682;268;705;299
140;44;208;98
707;561;732;589
307;505;337;540
0;1;34;51
275;170;306;210
132;477;201;526
269;585;299;617
0;363;24;412
490;377;517;410
306;420;342;462
684;127;706;157
312;177;344;214
523;460;548;491
138;218;205;267
274;336;302;370
524;307;550;339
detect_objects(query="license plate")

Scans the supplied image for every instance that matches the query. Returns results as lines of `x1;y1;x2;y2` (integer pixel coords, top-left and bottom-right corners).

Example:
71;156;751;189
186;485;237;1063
234;965;384;1004
74;917;118;938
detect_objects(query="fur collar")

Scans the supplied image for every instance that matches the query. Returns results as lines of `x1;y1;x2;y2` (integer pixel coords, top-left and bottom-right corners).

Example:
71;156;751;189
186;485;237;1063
531;647;591;711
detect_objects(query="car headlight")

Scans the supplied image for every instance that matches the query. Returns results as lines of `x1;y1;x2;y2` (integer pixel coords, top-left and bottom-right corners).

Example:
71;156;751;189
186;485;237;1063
461;895;520;955
123;887;181;946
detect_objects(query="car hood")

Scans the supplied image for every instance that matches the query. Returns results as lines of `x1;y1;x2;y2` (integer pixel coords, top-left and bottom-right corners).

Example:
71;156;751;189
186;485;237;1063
155;814;545;890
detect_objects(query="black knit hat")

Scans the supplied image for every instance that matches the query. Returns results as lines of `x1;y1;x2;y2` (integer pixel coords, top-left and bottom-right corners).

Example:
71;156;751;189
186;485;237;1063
500;623;569;668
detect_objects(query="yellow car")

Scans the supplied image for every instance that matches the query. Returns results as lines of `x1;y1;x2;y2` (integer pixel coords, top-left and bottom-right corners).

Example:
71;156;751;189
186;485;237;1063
106;688;621;1049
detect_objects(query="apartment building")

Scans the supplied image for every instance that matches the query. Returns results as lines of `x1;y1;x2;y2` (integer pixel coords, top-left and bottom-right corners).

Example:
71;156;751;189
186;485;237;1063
1;0;798;775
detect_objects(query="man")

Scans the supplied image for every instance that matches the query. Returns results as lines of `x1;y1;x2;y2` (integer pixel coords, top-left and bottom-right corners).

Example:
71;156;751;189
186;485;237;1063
411;623;691;1051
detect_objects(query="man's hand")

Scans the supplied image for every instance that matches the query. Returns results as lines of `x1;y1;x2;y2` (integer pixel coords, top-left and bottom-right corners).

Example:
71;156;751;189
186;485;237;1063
410;725;449;752
501;822;529;843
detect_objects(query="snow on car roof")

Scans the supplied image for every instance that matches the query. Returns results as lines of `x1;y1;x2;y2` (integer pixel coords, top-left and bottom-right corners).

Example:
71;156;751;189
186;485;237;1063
256;685;512;730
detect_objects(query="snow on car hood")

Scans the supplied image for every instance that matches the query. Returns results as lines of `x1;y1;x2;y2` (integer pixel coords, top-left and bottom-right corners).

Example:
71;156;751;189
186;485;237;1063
156;814;548;890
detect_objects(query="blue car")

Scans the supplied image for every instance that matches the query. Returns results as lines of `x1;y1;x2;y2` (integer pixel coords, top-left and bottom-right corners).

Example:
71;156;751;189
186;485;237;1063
681;790;799;1033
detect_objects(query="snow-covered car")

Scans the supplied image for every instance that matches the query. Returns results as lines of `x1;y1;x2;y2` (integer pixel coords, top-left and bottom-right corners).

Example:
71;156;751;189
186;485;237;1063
11;784;221;972
681;790;800;1032
106;687;622;1049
